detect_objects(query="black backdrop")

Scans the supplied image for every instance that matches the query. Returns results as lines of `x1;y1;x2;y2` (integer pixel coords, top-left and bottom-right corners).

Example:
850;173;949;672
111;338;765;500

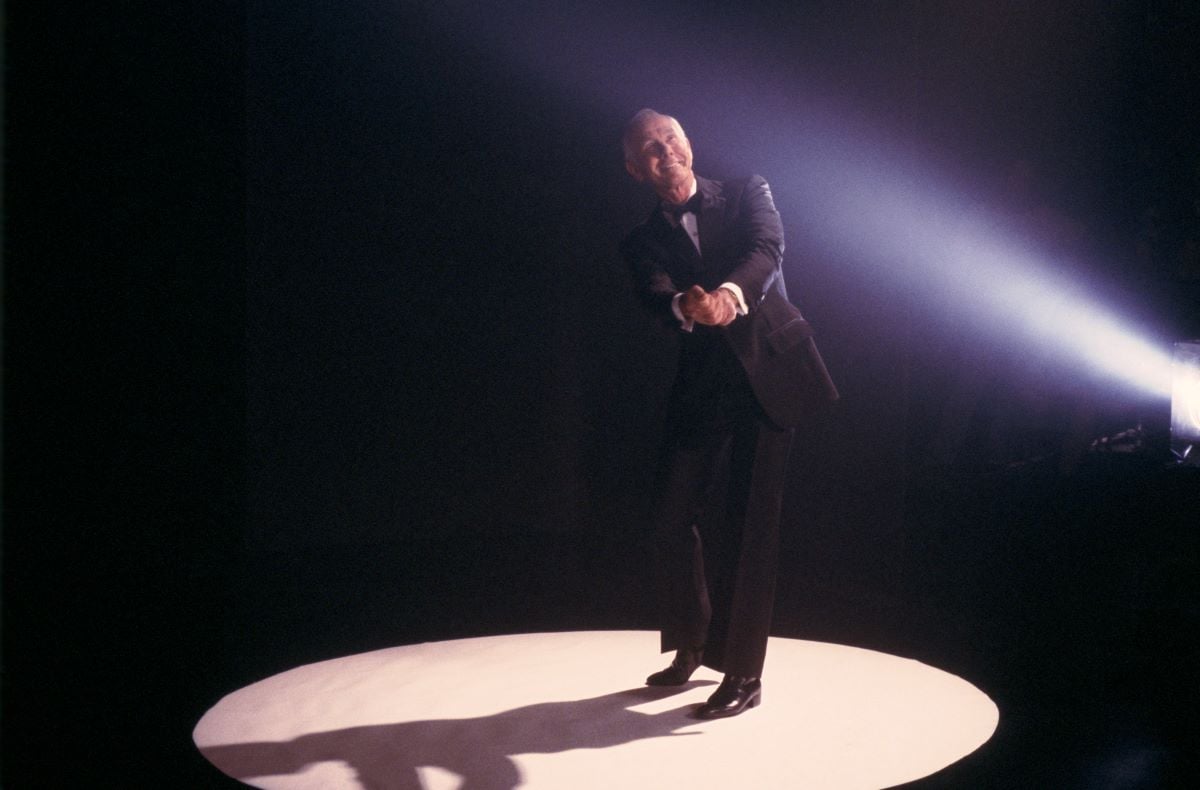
5;0;1198;784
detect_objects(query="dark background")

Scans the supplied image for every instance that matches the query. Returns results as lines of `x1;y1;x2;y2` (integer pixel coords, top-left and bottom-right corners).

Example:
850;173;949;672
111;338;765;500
5;0;1199;786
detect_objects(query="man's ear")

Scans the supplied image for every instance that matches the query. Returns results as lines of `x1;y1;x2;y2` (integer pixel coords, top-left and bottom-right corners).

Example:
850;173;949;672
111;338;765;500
625;159;645;182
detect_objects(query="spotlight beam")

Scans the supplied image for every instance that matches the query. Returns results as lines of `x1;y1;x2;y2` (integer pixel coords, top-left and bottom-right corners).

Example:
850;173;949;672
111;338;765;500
397;1;1174;399
774;133;1174;398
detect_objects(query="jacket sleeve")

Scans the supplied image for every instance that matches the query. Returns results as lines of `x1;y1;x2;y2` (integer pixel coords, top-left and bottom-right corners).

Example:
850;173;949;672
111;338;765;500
619;229;682;326
723;175;785;311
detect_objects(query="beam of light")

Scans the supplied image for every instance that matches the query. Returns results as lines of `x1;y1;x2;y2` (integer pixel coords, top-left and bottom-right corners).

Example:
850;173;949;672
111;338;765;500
774;128;1175;398
395;1;1176;399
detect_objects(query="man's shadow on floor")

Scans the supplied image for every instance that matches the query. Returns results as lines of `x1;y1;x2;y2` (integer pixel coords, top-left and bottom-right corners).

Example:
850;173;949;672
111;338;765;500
201;681;717;790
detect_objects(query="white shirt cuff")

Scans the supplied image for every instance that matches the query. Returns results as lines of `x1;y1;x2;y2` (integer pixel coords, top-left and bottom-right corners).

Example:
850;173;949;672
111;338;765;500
719;282;748;315
671;292;695;332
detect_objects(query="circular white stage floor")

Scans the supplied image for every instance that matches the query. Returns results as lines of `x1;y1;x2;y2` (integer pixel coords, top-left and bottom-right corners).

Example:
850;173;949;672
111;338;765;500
195;631;997;789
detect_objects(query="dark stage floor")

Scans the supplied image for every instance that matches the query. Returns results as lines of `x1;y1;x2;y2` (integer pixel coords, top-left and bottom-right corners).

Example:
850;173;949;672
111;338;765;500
6;456;1198;787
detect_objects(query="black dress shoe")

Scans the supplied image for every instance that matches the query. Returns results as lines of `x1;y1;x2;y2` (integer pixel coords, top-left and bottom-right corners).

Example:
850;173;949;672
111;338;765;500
645;647;704;686
696;675;761;719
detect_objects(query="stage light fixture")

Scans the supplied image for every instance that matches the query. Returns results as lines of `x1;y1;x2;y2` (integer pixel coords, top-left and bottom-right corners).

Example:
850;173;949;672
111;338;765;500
1170;340;1200;464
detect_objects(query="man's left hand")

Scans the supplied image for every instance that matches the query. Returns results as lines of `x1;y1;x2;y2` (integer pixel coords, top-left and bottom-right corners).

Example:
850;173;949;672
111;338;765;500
684;286;738;326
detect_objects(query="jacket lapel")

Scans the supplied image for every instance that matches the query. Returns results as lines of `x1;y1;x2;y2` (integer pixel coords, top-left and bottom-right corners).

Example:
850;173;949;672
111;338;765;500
696;177;727;270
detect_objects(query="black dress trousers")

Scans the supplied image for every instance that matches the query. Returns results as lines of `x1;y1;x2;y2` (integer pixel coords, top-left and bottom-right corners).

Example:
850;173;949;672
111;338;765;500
654;327;794;678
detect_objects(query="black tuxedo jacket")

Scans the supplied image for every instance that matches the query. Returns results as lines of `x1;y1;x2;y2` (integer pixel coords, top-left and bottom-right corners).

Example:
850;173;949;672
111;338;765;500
620;175;838;429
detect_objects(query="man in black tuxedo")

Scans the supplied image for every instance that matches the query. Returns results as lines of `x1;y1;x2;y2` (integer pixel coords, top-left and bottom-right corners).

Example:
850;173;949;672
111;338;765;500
620;109;837;719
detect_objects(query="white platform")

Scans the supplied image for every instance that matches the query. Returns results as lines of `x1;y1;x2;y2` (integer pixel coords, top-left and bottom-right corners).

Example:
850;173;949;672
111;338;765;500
195;631;997;789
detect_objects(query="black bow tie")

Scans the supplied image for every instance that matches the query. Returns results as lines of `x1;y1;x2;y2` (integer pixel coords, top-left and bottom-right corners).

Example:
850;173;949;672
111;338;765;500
663;193;702;221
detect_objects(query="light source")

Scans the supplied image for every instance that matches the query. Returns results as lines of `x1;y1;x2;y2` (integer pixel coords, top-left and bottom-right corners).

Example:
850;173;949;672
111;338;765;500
1171;340;1200;464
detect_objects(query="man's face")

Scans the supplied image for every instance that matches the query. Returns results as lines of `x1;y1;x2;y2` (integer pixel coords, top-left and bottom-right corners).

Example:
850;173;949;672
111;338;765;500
625;115;695;196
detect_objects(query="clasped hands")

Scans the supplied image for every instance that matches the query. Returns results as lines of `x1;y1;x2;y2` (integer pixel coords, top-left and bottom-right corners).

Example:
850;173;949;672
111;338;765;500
679;285;738;326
